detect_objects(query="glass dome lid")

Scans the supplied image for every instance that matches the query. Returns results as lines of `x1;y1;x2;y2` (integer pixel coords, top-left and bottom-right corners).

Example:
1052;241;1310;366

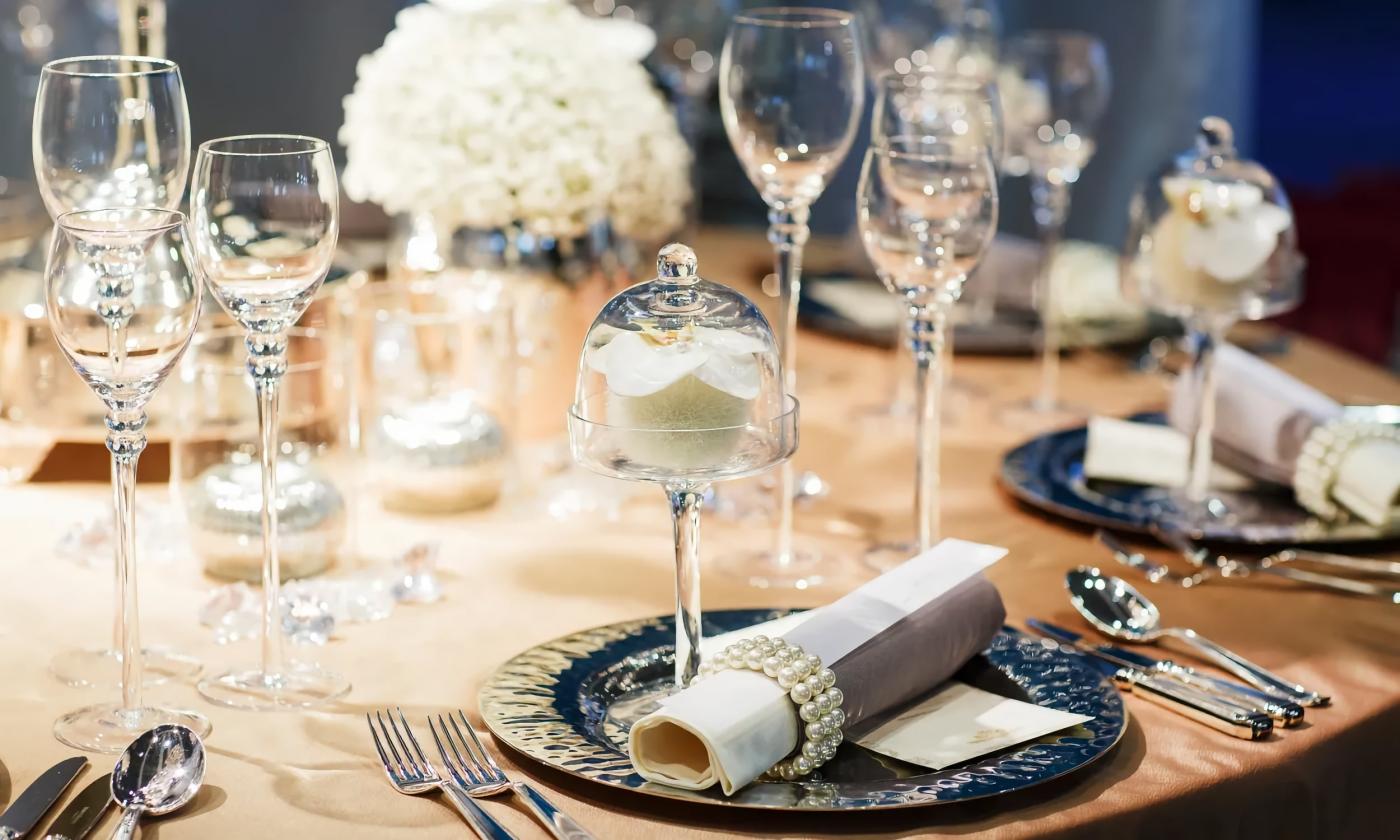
570;243;796;484
1123;116;1303;323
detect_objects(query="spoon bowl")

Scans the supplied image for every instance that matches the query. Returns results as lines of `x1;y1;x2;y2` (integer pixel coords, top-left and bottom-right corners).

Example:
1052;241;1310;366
1066;566;1165;642
110;724;206;839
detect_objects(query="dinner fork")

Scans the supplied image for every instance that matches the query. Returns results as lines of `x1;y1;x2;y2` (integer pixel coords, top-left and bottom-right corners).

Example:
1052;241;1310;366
429;709;596;840
367;708;517;840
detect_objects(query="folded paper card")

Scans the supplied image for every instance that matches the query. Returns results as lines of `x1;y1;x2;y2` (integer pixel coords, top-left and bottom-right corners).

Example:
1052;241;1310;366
629;538;1007;794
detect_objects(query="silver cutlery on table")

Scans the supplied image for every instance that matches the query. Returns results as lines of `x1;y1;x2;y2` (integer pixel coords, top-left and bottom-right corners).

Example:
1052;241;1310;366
1027;618;1304;727
1096;530;1212;588
110;725;206;840
0;757;87;840
1025;623;1272;740
40;773;111;840
1067;566;1331;707
368;709;516;840
1154;528;1399;602
428;710;596;840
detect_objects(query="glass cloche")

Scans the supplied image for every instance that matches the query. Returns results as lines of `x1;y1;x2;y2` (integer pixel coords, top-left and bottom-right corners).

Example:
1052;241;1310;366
1123;116;1303;324
570;242;797;690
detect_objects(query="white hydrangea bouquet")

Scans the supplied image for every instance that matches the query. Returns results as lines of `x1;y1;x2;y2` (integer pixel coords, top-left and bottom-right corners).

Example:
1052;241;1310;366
340;0;692;240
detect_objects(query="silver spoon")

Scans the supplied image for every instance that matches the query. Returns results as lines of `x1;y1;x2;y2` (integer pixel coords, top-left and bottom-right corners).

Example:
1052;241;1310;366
1066;567;1330;707
110;724;206;840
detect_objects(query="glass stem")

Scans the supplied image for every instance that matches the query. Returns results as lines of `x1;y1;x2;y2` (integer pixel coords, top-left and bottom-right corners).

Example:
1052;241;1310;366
106;405;147;715
767;206;809;566
1184;318;1225;502
667;483;706;687
908;297;947;551
888;314;916;417
249;330;288;681
1030;174;1070;411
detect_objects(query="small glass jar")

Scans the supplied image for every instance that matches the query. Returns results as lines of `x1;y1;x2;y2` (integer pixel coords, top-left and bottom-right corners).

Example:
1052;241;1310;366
171;327;355;581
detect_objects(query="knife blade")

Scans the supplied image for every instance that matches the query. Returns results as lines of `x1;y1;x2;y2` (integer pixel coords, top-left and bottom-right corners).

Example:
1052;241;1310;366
40;774;111;840
1024;623;1273;740
1028;618;1304;727
0;757;87;840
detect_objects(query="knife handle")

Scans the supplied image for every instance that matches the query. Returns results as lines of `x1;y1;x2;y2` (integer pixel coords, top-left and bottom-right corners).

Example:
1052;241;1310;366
1153;662;1305;727
1114;669;1273;740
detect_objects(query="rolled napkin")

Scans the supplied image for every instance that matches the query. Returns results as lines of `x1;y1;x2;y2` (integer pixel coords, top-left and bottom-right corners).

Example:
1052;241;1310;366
629;539;1006;794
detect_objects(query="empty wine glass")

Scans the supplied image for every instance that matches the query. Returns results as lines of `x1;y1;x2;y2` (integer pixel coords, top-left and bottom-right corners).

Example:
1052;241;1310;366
999;32;1110;426
570;244;796;696
1123;117;1302;524
718;6;863;588
858;0;1001;83
190;135;349;710
46;207;209;752
858;135;997;567
32;54;201;689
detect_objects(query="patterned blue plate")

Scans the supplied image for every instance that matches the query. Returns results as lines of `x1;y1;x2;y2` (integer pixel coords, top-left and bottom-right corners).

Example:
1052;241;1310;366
1000;414;1400;544
479;609;1125;811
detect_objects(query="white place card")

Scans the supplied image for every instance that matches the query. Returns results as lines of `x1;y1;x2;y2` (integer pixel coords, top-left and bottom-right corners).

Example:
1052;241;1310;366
852;681;1093;771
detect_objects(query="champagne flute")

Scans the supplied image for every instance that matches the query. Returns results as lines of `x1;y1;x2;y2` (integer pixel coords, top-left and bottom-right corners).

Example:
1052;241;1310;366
32;54;202;688
47;207;209;752
191;135;349;710
857;135;997;565
999;32;1110;426
718;6;863;588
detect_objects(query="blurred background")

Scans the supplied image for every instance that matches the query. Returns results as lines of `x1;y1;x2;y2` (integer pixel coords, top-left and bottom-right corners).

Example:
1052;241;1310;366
0;0;1396;367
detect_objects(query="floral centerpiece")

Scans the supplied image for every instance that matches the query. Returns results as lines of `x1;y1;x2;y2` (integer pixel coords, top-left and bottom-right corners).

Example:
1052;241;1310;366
339;0;692;240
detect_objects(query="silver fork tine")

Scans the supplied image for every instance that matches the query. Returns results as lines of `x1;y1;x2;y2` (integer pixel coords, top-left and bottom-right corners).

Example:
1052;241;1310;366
374;710;411;779
447;711;494;783
397;707;434;769
455;710;507;783
384;708;423;779
367;713;399;780
439;713;484;785
427;714;472;788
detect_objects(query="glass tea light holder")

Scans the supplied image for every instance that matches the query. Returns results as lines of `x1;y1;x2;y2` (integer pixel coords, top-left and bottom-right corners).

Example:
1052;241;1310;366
570;244;797;690
352;279;515;514
1123;117;1303;525
171;327;354;582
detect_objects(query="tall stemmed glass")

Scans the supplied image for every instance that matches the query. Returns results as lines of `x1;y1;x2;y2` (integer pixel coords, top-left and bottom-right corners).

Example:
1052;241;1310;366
718;7;863;588
857;135;997;566
1000;32;1109;425
191;135;349;710
47;208;209;752
32;55;202;689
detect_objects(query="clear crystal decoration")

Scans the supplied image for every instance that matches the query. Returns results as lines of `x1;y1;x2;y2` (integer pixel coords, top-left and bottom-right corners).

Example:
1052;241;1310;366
570;243;797;689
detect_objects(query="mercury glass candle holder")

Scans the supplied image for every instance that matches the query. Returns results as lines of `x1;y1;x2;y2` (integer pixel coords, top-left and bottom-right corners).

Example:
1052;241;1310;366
570;243;797;689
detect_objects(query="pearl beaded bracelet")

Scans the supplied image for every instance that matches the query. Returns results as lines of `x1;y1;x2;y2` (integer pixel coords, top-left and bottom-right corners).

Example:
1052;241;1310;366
693;634;845;780
1293;419;1400;521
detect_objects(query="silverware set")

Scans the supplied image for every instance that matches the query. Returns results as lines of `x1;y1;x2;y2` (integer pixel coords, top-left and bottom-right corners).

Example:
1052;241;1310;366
1027;564;1333;740
1096;528;1400;603
369;708;594;840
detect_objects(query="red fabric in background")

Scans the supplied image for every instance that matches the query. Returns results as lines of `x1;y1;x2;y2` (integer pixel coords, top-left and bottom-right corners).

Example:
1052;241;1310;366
1275;174;1400;364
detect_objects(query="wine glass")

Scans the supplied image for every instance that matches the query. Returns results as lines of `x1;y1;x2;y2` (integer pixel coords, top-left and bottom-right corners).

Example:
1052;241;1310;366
718;6;863;588
570;244;796;698
32;54;202;689
858;0;1001;82
999;32;1109;426
1123;117;1302;523
46;207;209;752
857;134;998;566
190;135;349;710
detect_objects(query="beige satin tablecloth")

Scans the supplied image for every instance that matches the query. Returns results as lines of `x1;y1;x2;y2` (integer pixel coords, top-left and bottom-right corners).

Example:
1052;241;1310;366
0;241;1397;839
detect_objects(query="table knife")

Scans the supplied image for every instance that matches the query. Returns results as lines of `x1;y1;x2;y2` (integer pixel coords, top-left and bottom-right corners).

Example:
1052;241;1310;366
1028;619;1305;727
40;774;111;840
1024;624;1273;740
0;757;87;840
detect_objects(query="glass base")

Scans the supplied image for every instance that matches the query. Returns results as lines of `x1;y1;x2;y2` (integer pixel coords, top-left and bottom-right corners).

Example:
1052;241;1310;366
1142;488;1262;535
717;547;831;590
998;395;1089;432
50;646;203;689
863;541;926;574
53;702;211;754
197;663;350;710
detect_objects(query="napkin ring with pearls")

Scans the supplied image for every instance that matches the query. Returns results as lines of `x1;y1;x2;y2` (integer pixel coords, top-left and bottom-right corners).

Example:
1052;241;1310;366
1294;419;1400;521
695;635;845;780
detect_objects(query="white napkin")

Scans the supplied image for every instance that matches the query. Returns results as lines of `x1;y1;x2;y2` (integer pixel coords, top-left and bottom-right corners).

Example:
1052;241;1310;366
629;539;1006;794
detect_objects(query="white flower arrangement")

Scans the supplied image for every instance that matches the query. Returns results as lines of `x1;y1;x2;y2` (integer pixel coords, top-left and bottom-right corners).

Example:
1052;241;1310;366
340;0;692;240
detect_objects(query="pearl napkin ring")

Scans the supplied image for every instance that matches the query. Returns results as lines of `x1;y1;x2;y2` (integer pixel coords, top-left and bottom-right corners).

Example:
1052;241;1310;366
694;635;844;780
1294;419;1400;521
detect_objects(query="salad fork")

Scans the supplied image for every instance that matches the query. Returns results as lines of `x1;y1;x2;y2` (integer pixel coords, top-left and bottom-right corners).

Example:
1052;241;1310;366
429;709;596;840
367;708;516;840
